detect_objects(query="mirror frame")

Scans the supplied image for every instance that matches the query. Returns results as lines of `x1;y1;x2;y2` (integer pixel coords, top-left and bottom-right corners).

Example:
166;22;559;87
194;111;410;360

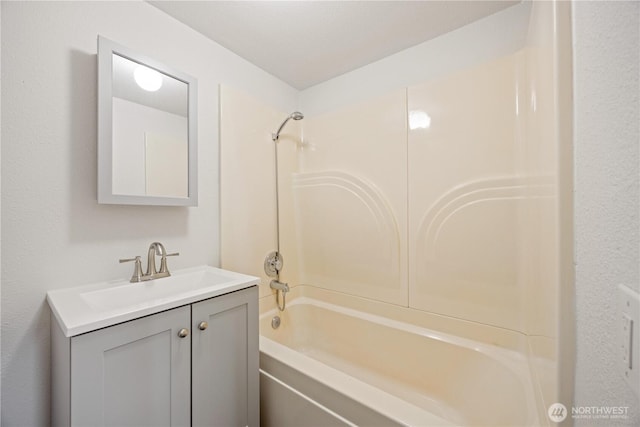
97;36;198;206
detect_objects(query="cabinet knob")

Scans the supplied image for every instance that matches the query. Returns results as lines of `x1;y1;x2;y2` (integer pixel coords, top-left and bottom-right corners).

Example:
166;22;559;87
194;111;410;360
198;321;208;331
178;328;189;338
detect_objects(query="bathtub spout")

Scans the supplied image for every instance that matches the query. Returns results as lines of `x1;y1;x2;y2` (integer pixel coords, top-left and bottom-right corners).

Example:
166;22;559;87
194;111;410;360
270;280;289;293
270;280;289;311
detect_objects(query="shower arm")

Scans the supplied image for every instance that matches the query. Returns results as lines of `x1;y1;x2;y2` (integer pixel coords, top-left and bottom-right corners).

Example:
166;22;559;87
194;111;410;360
272;117;291;141
272;112;304;142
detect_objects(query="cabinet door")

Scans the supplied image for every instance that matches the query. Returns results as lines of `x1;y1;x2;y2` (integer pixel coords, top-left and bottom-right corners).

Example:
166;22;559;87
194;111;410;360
192;286;259;427
71;306;191;427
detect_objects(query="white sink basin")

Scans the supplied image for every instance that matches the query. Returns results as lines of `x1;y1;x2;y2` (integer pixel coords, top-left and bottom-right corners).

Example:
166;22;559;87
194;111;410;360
47;266;259;337
81;268;233;312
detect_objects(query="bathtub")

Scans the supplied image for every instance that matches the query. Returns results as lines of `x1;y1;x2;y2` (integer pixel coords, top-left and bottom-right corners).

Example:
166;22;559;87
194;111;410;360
259;286;543;426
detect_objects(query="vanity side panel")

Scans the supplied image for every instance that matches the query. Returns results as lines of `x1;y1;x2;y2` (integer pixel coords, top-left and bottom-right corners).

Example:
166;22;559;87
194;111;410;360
247;286;259;427
51;315;71;427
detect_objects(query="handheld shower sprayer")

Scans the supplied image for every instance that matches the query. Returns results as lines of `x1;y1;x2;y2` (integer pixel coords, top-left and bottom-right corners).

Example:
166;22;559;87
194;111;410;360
272;111;304;141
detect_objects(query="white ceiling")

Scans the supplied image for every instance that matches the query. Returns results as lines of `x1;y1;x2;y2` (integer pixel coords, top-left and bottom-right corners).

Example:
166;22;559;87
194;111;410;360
149;1;518;90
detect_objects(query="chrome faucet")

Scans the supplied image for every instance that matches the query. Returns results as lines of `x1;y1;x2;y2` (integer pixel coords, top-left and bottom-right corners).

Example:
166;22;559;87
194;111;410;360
270;279;289;311
147;242;166;277
270;279;289;293
120;242;179;283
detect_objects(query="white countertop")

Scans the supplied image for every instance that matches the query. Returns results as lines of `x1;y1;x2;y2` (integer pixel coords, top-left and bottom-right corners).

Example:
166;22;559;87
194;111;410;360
47;265;259;337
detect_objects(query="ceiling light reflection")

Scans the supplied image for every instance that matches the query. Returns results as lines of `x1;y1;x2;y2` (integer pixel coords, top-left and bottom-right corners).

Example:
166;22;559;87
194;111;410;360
409;110;431;130
134;65;163;92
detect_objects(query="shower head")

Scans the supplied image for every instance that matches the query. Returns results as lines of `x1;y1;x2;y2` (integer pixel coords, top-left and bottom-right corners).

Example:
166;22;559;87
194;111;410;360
273;111;304;141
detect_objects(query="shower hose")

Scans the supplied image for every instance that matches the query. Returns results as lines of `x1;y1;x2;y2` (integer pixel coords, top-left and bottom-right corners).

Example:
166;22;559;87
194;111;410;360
276;288;287;311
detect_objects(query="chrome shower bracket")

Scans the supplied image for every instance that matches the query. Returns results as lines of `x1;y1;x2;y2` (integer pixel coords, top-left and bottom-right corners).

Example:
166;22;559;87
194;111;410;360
264;251;283;278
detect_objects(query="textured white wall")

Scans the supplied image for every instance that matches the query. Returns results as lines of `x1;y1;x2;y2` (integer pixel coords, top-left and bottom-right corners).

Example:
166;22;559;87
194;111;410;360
0;1;296;425
573;1;640;425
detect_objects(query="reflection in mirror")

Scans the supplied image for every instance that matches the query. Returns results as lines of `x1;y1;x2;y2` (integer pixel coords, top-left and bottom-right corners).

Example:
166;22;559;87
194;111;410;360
111;54;188;198
98;36;198;206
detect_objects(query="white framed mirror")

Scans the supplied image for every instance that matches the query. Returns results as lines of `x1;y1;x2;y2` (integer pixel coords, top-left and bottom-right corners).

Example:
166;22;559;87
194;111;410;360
98;36;198;206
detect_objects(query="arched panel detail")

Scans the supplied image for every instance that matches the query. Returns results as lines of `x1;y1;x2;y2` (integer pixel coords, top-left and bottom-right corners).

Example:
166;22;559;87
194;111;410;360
292;171;402;301
411;176;555;329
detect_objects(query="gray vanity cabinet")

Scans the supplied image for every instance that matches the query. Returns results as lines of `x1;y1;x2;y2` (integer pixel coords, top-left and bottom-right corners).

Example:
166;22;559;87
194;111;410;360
192;287;259;427
69;305;191;426
52;286;258;427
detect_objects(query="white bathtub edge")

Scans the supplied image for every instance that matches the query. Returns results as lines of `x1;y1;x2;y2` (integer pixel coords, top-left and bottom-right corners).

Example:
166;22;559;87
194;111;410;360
260;336;457;427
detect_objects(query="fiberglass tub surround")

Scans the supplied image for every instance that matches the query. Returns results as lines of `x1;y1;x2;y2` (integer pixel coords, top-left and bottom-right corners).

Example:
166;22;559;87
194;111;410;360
221;1;569;425
284;49;558;335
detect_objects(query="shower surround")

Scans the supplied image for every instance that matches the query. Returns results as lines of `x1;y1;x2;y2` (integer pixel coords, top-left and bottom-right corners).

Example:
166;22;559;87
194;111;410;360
221;1;572;425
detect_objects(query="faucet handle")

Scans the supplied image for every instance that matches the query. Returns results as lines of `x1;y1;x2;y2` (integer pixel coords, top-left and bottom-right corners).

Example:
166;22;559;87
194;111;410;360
159;252;179;274
120;256;144;283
